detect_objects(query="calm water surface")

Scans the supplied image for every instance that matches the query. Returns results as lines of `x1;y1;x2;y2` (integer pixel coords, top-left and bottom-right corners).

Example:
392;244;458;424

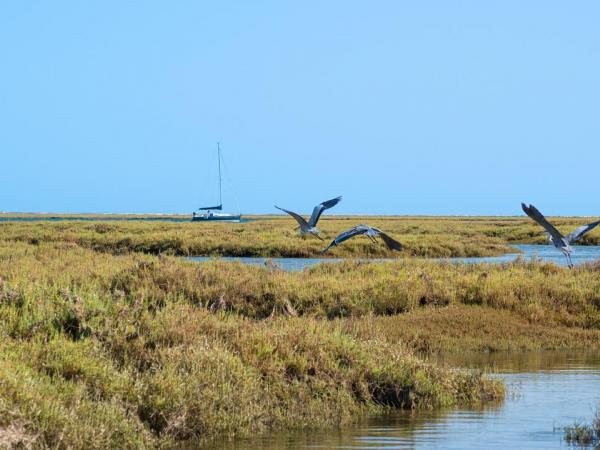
188;244;600;270
208;351;600;450
452;244;600;267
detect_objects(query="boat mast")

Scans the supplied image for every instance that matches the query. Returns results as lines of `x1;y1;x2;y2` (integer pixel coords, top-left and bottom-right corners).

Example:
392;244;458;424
217;142;222;207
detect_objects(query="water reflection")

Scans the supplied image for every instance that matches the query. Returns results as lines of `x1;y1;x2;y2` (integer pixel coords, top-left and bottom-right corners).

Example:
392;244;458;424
433;349;600;373
207;351;600;450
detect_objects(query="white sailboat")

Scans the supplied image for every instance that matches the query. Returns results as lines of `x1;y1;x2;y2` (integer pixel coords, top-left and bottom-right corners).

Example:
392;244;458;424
192;143;241;222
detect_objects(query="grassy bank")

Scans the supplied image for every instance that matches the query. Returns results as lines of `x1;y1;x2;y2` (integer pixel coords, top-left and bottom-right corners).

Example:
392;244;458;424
345;305;600;353
0;242;505;449
1;215;599;259
0;216;527;258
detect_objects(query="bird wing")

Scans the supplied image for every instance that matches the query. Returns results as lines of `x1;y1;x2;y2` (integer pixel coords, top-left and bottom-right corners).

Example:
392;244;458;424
566;219;600;244
321;225;367;253
521;203;565;244
308;196;342;227
378;231;403;251
274;206;309;228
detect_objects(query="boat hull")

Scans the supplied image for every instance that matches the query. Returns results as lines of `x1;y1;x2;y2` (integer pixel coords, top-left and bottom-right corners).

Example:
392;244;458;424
191;214;241;222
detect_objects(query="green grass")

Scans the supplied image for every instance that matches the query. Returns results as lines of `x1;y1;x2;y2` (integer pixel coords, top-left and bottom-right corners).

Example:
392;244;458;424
0;241;505;449
2;214;600;448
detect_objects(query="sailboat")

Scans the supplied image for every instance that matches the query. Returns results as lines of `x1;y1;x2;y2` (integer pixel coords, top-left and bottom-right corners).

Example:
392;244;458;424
192;143;242;222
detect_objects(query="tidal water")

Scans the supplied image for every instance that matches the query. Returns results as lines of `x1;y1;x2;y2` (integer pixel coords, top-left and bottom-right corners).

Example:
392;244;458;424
451;244;600;267
208;351;600;450
188;244;600;270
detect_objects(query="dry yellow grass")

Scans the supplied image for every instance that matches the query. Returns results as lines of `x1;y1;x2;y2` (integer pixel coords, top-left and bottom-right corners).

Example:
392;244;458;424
0;241;506;449
0;215;524;258
2;215;599;448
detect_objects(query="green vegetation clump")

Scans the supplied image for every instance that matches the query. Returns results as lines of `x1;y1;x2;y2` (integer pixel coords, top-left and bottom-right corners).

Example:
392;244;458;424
0;242;504;449
564;410;600;446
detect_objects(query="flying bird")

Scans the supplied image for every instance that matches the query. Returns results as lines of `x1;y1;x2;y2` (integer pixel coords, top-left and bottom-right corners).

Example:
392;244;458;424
553;220;600;245
521;203;600;268
321;225;403;254
275;196;342;240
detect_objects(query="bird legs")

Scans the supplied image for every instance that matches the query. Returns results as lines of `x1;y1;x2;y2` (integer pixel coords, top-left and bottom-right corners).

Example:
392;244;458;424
300;231;323;241
301;229;324;241
364;229;379;244
562;250;574;269
309;227;324;241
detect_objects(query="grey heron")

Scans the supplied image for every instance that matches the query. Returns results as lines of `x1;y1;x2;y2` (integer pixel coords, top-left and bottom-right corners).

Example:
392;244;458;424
521;203;600;268
275;196;342;240
321;225;403;254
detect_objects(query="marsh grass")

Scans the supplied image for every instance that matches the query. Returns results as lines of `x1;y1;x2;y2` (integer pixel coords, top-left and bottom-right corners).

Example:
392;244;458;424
0;241;510;449
0;215;564;258
345;305;600;354
2;217;600;447
2;214;600;260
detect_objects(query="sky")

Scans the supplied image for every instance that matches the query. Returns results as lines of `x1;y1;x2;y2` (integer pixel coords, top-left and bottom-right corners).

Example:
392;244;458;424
1;1;599;216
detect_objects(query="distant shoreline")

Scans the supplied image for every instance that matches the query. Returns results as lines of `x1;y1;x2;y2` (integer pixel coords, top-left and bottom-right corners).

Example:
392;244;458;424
0;212;593;219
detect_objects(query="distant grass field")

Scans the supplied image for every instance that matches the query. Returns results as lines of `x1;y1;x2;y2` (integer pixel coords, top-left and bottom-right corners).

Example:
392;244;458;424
1;214;599;258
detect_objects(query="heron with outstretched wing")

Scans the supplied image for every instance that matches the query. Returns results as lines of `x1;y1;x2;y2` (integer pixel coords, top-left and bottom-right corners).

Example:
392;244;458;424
563;220;600;244
521;203;600;268
275;196;342;239
321;225;403;254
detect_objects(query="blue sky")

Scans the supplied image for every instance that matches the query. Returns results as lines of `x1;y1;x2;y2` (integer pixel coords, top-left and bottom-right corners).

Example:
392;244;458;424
1;1;598;215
